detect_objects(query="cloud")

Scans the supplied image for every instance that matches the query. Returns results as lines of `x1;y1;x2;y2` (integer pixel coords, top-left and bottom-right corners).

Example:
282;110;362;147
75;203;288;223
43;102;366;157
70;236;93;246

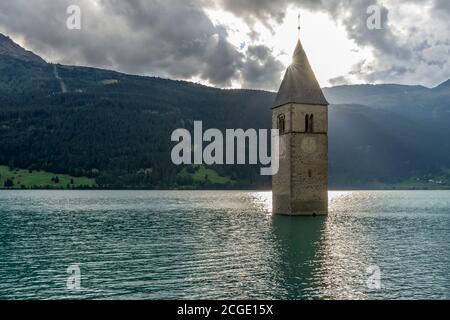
206;0;292;30
212;0;405;56
241;45;285;90
209;0;450;87
329;76;352;86
434;0;450;14
0;0;283;89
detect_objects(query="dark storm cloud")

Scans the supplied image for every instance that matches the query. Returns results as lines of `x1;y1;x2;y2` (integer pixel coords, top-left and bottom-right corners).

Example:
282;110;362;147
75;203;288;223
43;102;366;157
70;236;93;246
241;45;285;90
99;0;246;86
328;75;351;86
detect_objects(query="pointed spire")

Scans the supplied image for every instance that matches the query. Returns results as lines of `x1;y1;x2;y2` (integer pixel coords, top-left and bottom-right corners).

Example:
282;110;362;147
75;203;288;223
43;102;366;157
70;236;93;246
273;32;328;108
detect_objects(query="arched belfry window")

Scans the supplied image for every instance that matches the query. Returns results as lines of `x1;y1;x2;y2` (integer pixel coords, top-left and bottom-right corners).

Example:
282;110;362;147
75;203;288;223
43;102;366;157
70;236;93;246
305;114;314;133
277;114;286;135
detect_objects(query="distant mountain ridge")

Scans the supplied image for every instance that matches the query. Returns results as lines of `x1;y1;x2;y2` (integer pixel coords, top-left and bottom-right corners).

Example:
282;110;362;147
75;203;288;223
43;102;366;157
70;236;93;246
435;79;450;92
0;33;449;189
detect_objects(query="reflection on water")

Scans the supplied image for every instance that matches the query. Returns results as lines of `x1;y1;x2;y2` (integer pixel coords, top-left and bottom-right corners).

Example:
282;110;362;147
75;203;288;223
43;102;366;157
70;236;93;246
271;216;326;299
0;190;449;299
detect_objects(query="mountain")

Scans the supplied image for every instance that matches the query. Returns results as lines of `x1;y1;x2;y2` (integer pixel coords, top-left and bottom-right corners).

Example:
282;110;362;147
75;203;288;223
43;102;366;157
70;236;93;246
0;34;46;64
0;33;449;189
433;79;450;100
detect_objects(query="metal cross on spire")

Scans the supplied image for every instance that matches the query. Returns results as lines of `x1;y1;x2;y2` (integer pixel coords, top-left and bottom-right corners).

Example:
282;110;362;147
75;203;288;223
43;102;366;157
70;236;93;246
297;13;301;39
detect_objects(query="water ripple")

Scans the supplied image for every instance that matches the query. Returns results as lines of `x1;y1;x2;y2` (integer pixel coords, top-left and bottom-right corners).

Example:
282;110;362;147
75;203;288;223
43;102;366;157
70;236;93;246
0;190;449;299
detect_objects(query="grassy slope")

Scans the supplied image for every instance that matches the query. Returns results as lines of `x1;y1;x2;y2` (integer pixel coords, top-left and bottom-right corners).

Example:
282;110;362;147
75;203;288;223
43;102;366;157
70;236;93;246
177;166;232;187
191;166;231;185
0;165;96;189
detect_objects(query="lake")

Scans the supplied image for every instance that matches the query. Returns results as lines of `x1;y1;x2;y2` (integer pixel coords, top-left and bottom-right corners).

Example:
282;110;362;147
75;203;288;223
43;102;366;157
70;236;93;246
0;190;449;300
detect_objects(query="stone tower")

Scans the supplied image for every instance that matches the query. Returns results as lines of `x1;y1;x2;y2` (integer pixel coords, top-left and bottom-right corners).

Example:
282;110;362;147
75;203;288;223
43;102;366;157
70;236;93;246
272;38;329;216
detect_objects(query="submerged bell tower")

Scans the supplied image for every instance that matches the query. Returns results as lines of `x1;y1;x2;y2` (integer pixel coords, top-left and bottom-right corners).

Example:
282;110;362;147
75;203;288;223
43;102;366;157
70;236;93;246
272;24;329;216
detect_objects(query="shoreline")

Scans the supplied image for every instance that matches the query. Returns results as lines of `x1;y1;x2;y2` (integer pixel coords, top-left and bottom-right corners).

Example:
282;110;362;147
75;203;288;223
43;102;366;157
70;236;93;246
1;188;450;191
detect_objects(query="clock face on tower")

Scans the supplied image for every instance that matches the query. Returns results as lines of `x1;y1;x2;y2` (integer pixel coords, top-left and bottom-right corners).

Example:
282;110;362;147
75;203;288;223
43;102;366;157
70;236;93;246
301;137;317;154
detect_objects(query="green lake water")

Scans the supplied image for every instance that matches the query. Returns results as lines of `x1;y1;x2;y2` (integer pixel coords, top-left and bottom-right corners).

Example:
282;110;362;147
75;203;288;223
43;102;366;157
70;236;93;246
0;190;448;299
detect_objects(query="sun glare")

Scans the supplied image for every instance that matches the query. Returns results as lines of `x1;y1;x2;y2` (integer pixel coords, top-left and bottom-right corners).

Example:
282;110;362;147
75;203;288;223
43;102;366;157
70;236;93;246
206;7;373;88
273;9;373;86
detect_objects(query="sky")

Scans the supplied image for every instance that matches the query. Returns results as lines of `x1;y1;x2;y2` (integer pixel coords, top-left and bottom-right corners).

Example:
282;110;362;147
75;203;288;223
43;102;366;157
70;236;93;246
0;0;449;91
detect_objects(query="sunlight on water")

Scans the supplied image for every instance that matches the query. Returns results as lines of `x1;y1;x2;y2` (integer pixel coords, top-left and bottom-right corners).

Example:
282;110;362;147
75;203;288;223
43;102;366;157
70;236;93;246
0;190;449;300
248;191;272;215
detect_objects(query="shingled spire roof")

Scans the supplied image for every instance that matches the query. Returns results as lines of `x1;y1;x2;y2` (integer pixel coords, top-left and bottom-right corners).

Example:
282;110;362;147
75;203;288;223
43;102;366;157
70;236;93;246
273;39;328;108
